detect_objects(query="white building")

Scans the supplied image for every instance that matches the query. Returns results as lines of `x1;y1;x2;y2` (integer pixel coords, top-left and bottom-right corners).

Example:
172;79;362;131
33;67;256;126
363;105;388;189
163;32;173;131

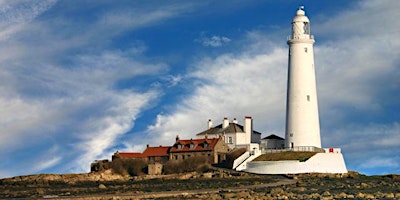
260;134;285;150
196;116;261;150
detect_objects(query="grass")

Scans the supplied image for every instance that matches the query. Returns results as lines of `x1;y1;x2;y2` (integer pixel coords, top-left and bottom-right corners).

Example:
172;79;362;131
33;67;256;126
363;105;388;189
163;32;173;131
253;151;317;162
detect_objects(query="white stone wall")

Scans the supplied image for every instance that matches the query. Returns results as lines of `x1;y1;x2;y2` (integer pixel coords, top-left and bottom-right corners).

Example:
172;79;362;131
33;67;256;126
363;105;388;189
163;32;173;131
244;152;348;174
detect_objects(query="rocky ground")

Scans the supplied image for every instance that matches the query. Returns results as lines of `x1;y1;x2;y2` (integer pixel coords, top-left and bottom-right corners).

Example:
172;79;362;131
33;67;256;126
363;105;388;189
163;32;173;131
1;169;399;199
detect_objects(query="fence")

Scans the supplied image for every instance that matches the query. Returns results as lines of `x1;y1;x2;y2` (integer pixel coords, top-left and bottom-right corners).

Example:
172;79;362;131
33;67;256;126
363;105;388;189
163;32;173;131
262;146;325;154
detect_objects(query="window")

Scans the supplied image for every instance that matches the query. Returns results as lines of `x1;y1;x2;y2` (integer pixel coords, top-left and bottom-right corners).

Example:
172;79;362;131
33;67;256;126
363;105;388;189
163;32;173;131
182;155;185;160
189;143;194;149
177;144;182;149
174;155;178;160
228;137;233;144
307;95;310;101
204;142;209;148
303;22;310;34
304;47;308;53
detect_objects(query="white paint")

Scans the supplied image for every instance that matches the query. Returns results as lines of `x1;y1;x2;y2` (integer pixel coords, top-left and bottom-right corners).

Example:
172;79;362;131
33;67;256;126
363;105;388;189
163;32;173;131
244;151;348;174
244;116;252;145
234;143;262;171
232;118;238;124
222;117;229;129
232;151;250;169
285;6;321;148
207;119;213;129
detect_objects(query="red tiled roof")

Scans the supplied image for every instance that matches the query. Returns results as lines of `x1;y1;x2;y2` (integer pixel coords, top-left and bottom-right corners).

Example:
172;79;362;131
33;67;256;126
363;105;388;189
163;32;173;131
142;146;170;157
118;152;144;158
170;138;220;153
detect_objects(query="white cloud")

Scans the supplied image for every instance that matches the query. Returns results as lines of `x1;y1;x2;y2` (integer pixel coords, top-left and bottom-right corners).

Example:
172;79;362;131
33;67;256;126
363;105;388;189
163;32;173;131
128;46;288;151
196;35;232;47
0;0;57;39
361;157;399;169
0;49;164;176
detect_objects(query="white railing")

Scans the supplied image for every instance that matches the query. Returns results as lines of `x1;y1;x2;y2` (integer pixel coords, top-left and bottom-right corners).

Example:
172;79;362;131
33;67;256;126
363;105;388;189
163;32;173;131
235;150;262;171
262;146;325;153
232;151;250;169
287;35;314;40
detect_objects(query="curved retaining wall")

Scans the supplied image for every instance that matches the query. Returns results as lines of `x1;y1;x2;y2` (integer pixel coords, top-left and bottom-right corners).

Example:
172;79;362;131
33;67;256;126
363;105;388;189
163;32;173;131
244;152;347;174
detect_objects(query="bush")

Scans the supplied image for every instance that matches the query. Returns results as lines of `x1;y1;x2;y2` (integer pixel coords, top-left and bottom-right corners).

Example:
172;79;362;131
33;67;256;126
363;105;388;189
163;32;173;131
111;158;147;176
163;156;211;174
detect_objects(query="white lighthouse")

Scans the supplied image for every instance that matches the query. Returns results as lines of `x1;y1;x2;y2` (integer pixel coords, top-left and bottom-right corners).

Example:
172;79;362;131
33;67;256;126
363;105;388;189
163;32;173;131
285;6;321;148
243;7;347;174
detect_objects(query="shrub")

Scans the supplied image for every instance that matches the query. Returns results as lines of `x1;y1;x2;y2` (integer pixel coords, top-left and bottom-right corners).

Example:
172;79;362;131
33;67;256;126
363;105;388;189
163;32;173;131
111;158;147;176
163;156;211;174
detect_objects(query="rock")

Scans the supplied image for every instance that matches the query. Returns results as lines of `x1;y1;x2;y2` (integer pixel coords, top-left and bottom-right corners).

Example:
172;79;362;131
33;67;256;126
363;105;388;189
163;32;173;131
202;172;213;178
209;193;221;200
360;182;369;188
236;191;250;199
384;193;395;198
336;192;347;198
310;193;320;199
270;187;284;196
296;187;306;192
357;192;365;198
322;191;331;196
364;194;375;199
222;192;236;199
98;184;107;189
36;188;45;195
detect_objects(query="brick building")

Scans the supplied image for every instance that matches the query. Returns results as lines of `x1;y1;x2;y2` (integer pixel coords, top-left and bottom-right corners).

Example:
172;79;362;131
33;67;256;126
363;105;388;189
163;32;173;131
169;136;230;164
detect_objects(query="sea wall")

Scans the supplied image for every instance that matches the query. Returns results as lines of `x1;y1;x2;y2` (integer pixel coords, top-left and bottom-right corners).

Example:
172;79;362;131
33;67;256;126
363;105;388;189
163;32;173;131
244;152;347;174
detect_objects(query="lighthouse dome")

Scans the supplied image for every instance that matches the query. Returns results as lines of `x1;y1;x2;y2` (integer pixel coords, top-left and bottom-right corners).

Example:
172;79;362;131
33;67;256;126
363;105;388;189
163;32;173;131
293;6;310;23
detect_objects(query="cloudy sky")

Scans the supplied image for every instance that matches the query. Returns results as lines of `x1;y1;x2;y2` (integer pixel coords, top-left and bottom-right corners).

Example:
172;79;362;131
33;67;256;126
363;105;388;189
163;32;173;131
0;0;399;178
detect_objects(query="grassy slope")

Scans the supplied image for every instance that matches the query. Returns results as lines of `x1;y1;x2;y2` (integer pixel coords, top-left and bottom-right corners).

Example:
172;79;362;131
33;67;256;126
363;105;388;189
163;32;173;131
253;152;317;162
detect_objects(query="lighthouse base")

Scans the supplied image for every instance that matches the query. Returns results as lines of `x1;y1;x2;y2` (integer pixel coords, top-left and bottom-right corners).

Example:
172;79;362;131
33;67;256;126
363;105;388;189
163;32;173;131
243;148;347;174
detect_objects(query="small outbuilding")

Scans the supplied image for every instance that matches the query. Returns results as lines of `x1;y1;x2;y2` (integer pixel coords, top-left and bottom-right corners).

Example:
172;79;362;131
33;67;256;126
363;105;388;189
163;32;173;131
260;134;285;150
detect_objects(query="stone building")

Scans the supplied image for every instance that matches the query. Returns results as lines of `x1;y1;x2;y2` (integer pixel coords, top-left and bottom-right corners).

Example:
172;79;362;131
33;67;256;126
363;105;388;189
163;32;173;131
169;136;230;164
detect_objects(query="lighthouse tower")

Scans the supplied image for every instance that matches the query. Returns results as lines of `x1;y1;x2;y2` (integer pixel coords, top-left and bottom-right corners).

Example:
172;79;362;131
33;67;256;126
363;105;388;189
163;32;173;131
243;7;347;174
285;6;321;148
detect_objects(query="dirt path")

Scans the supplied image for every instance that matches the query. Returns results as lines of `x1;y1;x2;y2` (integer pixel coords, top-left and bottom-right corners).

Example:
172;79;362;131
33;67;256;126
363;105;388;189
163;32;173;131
51;178;296;199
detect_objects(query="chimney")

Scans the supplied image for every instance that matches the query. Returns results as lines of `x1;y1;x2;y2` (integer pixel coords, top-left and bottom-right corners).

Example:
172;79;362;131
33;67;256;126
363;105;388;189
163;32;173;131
176;135;180;142
146;144;150;148
207;119;213;129
244;116;253;144
233;118;238;124
222;117;229;129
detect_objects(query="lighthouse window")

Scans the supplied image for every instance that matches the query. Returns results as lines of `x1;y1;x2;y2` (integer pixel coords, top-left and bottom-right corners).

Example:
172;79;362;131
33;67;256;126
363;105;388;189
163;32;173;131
307;95;310;101
304;47;308;53
303;22;310;34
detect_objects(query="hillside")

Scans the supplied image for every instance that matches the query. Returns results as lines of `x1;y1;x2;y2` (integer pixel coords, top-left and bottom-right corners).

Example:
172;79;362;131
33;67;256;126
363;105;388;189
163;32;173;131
1;169;399;199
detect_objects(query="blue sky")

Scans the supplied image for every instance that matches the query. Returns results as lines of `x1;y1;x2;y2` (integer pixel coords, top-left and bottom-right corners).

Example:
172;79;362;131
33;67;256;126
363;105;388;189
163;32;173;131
0;0;399;178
